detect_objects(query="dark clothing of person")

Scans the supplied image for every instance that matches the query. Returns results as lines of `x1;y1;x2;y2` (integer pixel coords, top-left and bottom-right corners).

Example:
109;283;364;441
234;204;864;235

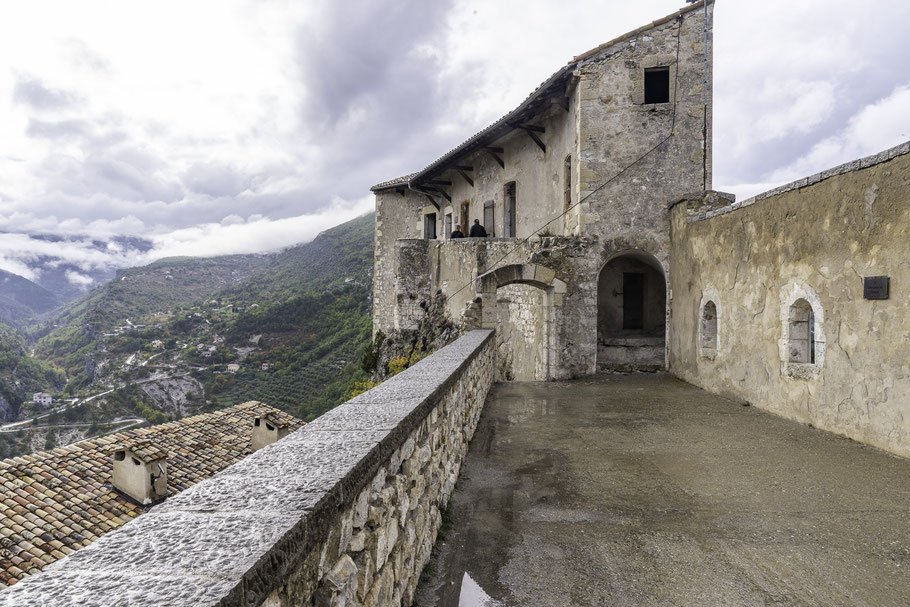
450;230;464;238
469;223;487;237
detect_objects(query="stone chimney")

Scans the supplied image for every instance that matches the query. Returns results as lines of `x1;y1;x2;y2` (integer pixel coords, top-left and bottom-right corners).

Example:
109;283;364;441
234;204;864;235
111;440;168;505
252;413;290;451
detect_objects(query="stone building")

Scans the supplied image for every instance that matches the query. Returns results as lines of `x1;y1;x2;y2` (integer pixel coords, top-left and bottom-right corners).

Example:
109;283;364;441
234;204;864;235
372;0;714;378
31;393;52;407
372;0;910;459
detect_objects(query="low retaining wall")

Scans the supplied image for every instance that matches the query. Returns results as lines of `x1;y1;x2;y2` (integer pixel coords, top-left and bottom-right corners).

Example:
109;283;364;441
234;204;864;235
0;330;496;607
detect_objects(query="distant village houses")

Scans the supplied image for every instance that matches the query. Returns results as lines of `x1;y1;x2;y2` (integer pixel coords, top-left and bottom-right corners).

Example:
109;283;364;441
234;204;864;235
32;393;52;407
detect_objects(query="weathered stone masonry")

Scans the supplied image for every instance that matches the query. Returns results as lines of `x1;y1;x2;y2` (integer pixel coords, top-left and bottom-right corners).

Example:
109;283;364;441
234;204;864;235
372;1;714;378
0;330;496;607
669;142;910;458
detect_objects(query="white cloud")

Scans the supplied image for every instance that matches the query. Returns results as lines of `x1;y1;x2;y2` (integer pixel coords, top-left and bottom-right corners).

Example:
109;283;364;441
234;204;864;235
0;256;40;281
768;84;910;183
0;195;374;285
752;80;836;143
0;232;145;272
148;196;374;260
64;270;94;289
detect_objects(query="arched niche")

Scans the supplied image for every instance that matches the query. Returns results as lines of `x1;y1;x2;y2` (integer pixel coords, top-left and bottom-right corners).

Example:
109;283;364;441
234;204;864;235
779;281;825;380
596;250;667;371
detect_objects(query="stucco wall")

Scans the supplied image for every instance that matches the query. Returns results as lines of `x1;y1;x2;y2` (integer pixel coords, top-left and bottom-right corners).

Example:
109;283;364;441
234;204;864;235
669;143;910;458
434;101;578;240
1;331;496;607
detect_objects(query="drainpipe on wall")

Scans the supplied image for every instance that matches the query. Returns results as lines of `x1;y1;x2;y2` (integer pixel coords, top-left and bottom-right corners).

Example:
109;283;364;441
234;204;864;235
686;0;710;191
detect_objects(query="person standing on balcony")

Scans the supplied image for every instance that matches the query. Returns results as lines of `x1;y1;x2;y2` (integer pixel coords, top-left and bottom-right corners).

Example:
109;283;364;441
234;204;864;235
451;225;465;238
469;219;487;238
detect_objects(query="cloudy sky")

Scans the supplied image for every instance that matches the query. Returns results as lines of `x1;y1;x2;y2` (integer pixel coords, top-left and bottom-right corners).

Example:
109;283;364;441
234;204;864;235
1;0;909;287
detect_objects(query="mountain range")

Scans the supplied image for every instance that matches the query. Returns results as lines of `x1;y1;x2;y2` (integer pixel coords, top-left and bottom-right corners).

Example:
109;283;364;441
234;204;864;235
0;232;155;303
0;213;375;458
0;269;62;323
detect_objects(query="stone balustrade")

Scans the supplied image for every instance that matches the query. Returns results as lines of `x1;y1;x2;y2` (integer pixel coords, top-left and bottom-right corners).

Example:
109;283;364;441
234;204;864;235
0;329;496;607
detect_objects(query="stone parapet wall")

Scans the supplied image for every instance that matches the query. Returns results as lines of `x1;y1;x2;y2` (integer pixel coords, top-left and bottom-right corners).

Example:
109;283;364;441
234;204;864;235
684;141;909;223
0;330;496;607
668;142;910;458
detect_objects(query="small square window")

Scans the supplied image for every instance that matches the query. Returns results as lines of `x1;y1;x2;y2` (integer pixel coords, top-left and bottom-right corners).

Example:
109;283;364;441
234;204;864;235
644;67;670;104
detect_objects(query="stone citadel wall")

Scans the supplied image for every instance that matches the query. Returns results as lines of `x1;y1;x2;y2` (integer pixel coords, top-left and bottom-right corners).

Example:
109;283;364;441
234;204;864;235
669;142;910;458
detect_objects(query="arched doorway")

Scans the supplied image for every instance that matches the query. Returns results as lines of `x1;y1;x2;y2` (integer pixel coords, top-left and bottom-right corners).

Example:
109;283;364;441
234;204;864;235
596;252;666;371
476;264;566;381
495;283;547;381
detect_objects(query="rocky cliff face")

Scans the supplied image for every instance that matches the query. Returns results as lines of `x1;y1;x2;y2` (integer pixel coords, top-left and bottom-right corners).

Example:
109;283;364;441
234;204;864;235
372;292;460;382
0;395;15;422
140;376;205;417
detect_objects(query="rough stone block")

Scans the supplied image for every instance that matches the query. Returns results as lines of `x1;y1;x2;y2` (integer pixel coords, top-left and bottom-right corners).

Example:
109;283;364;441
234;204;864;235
0;570;241;607
56;511;298;579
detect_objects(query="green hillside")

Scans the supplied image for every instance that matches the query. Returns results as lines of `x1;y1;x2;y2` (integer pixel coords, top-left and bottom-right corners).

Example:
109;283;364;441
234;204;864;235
197;213;376;418
33;253;271;376
220;211;374;303
27;213;376;432
0;323;64;421
0;269;61;324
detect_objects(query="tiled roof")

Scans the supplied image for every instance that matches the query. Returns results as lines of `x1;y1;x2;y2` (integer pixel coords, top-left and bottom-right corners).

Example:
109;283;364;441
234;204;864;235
0;401;304;588
118;439;167;463
261;412;290;429
370;172;417;192
371;0;711;192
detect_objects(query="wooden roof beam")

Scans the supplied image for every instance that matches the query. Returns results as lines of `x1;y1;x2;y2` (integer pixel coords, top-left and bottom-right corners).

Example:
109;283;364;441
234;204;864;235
456;169;474;187
485;147;504;169
424;187;451;203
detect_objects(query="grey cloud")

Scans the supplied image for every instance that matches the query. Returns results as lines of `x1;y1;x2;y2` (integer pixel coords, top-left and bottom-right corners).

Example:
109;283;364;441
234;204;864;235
296;0;453;129
36;145;184;205
714;2;910;188
183;162;251;198
66;39;111;73
13;76;81;109
26;118;93;140
292;0;461;200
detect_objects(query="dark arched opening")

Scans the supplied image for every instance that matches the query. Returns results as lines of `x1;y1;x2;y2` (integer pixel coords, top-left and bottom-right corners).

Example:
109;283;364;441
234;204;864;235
596;252;666;371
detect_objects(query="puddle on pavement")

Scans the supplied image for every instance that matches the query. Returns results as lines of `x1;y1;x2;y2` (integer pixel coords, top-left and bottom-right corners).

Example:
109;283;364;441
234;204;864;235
459;572;504;607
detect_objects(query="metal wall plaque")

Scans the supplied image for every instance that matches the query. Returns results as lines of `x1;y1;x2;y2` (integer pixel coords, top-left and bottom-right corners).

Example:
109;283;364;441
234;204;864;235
863;276;890;300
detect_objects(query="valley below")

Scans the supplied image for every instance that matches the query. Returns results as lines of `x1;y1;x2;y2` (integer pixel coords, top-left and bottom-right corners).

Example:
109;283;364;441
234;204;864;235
0;214;376;458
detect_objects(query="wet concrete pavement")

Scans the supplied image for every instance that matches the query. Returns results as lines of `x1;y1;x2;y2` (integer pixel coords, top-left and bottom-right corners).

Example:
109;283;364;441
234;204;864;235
414;374;910;607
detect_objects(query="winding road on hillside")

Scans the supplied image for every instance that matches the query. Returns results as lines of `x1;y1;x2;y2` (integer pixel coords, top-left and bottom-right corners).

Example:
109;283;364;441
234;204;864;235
0;371;191;433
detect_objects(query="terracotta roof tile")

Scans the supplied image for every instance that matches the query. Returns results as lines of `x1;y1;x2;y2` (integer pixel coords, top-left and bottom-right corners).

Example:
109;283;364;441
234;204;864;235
0;401;304;588
117;439;167;463
370;172;418;192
